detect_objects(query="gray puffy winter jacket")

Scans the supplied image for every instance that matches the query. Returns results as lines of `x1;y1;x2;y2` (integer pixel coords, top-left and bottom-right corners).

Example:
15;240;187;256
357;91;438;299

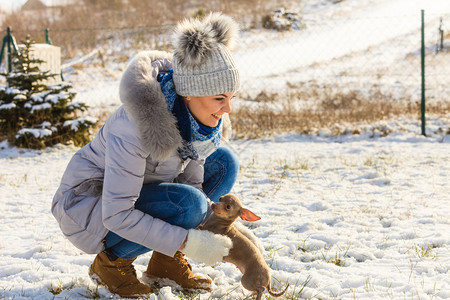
52;50;228;256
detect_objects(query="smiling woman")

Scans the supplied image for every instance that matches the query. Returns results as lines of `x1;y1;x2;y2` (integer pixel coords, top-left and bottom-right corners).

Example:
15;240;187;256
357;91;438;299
50;12;263;299
184;93;234;127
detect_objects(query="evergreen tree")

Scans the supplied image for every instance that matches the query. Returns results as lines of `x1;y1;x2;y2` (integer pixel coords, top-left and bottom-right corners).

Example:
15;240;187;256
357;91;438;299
0;36;96;149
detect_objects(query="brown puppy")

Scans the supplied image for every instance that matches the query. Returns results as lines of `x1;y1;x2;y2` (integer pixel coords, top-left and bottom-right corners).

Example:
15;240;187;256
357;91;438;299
200;194;289;300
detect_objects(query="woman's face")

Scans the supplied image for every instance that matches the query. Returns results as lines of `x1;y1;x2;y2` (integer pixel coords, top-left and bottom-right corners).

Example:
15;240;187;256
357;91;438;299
184;92;235;127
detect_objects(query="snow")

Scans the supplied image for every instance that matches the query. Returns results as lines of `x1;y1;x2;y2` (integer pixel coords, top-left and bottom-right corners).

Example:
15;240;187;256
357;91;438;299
31;92;49;102
0;0;26;13
31;102;51;112
46;92;69;104
1;0;450;299
1;129;449;299
233;0;450;98
0;102;15;109
5;87;21;94
63;117;97;131
13;94;27;100
40;121;51;128
15;127;52;138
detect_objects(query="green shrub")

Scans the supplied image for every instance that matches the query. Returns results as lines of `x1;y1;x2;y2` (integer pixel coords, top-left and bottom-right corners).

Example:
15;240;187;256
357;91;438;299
0;36;96;149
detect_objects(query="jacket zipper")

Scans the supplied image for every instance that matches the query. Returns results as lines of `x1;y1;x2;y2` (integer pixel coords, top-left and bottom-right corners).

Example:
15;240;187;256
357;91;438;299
180;161;185;173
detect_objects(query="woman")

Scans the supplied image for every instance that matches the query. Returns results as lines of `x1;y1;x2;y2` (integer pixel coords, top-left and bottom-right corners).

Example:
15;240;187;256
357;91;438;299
52;13;248;298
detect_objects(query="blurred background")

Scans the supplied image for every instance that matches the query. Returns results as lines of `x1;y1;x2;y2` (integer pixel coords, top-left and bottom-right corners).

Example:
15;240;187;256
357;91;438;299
0;0;449;138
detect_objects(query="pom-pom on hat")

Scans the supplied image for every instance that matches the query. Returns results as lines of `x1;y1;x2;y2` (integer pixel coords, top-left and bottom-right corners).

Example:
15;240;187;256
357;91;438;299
172;12;241;97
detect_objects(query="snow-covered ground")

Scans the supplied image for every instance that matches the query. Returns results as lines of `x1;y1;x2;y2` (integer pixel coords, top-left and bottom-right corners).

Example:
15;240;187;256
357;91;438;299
235;0;450;100
1;0;450;299
1;128;449;299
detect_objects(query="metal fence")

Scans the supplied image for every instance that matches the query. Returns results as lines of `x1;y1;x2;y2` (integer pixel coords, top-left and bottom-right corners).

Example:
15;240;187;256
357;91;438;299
1;10;449;132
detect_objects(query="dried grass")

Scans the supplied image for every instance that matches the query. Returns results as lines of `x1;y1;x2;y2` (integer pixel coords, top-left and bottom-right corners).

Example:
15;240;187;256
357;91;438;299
231;83;450;139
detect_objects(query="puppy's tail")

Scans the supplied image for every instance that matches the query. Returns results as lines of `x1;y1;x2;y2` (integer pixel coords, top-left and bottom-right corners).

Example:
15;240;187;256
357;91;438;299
267;281;289;297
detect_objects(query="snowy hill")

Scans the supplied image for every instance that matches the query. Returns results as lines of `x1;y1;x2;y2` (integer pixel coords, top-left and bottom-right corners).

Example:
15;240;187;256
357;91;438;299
59;0;450;119
0;0;26;12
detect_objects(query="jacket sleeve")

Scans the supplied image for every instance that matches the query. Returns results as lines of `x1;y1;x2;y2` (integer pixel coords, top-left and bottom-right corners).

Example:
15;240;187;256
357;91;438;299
174;159;206;191
101;117;188;257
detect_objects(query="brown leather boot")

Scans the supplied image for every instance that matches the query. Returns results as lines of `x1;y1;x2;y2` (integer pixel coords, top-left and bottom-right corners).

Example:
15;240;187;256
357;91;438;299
144;251;212;290
89;250;151;298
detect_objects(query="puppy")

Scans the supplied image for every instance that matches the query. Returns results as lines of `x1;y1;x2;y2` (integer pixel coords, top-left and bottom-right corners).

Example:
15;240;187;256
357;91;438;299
200;194;289;300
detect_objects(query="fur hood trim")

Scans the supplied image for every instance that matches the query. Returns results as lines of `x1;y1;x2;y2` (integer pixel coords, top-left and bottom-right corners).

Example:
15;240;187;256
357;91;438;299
119;50;182;161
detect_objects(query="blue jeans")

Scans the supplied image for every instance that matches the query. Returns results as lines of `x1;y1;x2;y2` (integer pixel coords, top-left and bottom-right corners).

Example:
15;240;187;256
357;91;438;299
104;147;239;259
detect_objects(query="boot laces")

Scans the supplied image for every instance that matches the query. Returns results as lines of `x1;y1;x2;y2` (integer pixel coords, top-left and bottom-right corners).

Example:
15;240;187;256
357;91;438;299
117;260;137;277
174;252;193;272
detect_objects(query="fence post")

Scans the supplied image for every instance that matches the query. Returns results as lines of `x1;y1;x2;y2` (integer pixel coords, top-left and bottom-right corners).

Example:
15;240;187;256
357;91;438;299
0;27;18;73
6;27;12;72
438;17;444;52
45;28;52;45
421;10;426;137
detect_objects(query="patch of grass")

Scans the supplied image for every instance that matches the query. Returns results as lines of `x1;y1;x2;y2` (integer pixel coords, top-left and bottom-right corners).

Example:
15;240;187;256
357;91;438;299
178;286;241;300
280;165;291;179
263;277;291;300
320;244;351;267
270;158;311;186
266;245;286;269
283;275;313;300
39;237;54;253
363;157;377;167
364;155;396;167
49;280;63;295
297;160;310;171
413;243;440;258
86;283;101;299
322;252;345;267
297;237;321;254
278;158;310;172
364;277;376;293
231;82;450;139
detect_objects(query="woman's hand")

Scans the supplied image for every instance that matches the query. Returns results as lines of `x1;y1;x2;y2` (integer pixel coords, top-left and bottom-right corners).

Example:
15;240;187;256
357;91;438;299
180;229;232;266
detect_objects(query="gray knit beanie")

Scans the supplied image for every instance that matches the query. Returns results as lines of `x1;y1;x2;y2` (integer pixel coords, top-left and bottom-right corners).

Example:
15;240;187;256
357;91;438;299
172;12;240;97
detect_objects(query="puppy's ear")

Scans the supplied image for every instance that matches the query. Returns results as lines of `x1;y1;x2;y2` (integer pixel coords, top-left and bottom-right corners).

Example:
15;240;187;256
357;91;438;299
240;208;261;221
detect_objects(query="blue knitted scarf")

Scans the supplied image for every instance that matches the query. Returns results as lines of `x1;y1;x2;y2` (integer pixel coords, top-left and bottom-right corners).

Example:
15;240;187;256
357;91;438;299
158;70;222;160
